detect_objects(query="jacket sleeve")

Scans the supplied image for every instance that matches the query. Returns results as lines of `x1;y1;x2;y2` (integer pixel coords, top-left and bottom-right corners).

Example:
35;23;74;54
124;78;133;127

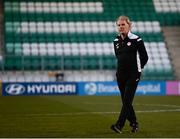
113;39;118;57
137;38;148;69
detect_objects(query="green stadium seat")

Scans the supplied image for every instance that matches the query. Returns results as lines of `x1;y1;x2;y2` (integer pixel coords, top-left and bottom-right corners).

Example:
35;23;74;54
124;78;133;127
4;55;22;70
42;56;62;70
23;56;41;70
82;56;100;70
64;56;81;70
102;55;117;69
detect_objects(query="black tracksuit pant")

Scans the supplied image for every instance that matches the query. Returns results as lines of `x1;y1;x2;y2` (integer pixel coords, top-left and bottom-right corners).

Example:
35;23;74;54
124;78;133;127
116;70;141;128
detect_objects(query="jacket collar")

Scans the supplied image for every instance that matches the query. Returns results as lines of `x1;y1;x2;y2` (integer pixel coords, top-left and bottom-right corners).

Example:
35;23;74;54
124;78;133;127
118;31;132;40
127;31;133;38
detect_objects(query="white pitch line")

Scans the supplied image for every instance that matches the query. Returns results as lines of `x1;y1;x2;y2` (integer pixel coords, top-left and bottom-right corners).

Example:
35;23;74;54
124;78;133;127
1;104;180;117
136;103;180;108
1;109;179;117
137;109;180;113
84;102;180;108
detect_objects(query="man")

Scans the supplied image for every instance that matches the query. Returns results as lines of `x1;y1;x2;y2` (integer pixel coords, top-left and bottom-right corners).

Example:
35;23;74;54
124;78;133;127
111;16;148;133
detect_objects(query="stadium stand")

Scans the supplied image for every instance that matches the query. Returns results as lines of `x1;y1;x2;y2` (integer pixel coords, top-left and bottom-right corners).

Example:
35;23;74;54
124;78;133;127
1;0;180;82
0;1;3;72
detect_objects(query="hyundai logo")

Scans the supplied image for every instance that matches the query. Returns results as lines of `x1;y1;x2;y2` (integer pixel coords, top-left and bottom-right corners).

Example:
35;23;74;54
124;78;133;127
5;84;25;95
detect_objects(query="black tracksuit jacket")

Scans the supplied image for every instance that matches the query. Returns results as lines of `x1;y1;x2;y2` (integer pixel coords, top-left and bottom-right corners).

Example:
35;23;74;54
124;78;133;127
113;32;148;73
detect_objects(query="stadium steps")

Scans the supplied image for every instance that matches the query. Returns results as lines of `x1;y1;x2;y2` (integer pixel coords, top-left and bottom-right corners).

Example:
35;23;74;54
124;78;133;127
162;26;180;80
0;2;3;54
0;2;3;70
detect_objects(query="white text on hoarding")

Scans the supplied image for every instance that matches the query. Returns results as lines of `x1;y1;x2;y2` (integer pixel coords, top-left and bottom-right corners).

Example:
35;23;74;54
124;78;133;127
27;84;76;94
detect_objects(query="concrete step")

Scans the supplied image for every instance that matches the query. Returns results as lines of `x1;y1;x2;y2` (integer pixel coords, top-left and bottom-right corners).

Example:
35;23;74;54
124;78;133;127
172;61;180;67
163;30;180;33
166;35;180;38
163;26;180;30
163;33;180;36
165;37;180;39
166;42;180;46
169;53;180;58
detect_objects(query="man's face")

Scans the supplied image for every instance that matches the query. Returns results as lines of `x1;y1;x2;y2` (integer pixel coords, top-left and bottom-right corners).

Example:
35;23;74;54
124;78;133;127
116;19;130;35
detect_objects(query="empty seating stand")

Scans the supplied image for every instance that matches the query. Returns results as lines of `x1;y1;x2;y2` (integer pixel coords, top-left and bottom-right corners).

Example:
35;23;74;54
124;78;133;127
2;0;178;80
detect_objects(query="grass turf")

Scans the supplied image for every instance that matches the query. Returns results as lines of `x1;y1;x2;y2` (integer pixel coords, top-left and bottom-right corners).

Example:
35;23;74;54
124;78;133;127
0;95;180;138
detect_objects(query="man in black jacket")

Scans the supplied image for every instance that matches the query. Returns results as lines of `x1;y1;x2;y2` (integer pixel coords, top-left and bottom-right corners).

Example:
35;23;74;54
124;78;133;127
111;15;148;133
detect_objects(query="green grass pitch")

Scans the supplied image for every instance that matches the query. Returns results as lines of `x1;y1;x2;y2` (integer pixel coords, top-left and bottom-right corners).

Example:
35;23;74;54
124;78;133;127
0;95;180;138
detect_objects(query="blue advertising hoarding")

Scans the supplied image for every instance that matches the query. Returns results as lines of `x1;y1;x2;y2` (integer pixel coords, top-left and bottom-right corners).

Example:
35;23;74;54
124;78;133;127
2;81;166;96
136;81;166;95
78;81;166;96
2;82;77;96
78;82;120;96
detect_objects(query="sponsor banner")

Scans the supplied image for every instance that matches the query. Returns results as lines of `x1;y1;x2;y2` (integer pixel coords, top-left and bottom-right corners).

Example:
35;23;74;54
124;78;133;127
2;82;77;96
136;81;166;95
166;81;180;95
78;81;166;96
0;80;2;95
78;82;119;96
